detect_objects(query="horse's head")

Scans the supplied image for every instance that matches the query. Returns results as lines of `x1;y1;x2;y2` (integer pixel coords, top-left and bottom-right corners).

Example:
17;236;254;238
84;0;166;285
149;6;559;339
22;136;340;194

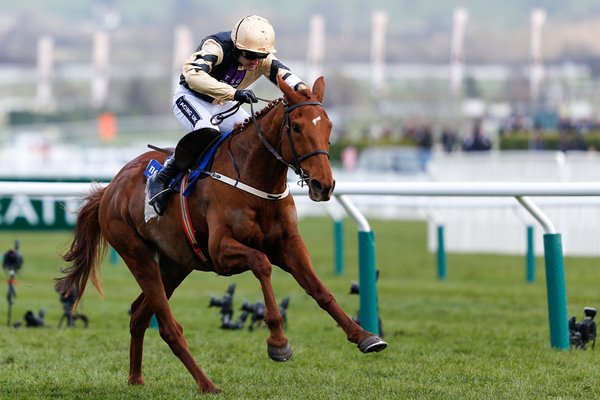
278;76;335;201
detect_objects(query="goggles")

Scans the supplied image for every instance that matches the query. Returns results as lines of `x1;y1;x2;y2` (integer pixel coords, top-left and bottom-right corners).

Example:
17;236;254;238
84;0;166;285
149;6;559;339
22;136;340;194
240;50;269;60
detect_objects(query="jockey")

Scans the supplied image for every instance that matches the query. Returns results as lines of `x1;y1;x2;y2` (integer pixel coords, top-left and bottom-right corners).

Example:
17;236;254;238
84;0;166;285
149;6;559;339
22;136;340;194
148;15;310;215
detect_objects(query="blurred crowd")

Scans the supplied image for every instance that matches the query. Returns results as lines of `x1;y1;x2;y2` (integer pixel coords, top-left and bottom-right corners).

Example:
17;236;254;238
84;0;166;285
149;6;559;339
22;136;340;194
399;114;599;154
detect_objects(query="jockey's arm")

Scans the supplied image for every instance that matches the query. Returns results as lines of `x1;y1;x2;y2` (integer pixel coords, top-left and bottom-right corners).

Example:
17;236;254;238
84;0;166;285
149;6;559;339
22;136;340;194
182;39;237;101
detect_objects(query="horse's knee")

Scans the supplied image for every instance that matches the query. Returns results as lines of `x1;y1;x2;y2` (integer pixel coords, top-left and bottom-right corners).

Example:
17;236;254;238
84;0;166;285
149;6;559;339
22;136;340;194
249;253;272;278
129;306;153;336
130;315;150;336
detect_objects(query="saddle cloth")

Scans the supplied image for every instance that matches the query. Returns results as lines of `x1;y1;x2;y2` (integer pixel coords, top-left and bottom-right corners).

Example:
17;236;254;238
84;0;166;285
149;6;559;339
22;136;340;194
144;130;232;196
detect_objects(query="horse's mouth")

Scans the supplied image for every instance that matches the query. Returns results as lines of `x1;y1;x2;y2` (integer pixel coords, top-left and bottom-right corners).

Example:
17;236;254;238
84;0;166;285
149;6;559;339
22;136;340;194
308;179;335;202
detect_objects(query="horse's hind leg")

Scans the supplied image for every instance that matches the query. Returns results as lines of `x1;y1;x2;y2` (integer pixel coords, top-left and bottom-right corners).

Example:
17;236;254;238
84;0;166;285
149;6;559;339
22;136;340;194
109;232;220;394
128;261;192;386
128;292;151;385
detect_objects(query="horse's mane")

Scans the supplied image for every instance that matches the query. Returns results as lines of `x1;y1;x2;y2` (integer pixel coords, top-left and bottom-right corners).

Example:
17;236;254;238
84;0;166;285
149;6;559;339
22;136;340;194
234;97;284;133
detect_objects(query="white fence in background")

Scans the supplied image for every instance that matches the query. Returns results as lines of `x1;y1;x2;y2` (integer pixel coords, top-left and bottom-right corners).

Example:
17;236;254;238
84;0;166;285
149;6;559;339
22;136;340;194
1;149;600;256
294;151;600;256
424;151;600;256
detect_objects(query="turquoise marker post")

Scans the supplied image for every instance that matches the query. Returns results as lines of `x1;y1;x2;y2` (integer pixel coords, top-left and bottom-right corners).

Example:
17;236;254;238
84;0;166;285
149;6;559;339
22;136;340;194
334;219;344;276
543;233;569;350
358;230;379;335
110;247;118;265
526;225;535;283
150;314;158;330
437;225;447;280
516;196;569;350
335;195;380;335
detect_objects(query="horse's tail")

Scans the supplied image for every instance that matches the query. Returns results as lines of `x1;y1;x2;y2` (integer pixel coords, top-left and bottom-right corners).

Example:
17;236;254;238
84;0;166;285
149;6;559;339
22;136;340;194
55;184;108;310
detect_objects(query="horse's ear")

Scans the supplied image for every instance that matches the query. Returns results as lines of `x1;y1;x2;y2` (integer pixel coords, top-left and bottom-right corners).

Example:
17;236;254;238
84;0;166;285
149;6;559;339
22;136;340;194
312;76;325;102
277;74;295;101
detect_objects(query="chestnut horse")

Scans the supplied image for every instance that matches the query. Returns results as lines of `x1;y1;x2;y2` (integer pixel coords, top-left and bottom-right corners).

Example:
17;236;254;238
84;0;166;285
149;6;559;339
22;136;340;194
56;76;386;394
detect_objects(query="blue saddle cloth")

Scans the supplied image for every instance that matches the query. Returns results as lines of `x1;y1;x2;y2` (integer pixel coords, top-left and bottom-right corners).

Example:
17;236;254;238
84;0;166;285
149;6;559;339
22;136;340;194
144;130;232;197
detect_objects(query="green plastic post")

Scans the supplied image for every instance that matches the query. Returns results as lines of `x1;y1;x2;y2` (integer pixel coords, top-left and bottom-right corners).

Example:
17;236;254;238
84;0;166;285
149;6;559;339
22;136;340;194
334;220;344;276
150;314;158;330
437;225;447;280
110;247;118;265
358;230;379;335
543;233;569;350
526;226;535;283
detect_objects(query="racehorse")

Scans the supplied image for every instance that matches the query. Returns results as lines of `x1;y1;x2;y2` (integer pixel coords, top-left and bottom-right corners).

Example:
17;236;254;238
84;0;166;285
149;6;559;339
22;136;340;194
55;76;387;394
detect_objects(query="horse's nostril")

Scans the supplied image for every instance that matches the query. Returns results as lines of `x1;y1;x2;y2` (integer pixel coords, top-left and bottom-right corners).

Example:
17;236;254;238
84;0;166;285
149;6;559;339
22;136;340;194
310;179;324;193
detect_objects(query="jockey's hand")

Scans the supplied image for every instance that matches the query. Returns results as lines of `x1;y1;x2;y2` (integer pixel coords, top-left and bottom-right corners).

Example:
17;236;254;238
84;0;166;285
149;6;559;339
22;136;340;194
234;89;258;104
295;83;311;97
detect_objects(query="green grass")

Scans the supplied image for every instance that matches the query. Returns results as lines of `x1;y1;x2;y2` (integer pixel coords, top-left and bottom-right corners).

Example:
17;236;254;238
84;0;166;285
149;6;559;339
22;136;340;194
1;219;599;399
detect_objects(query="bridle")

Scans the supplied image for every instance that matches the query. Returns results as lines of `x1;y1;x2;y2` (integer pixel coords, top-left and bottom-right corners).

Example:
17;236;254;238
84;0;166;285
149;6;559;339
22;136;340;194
212;98;330;186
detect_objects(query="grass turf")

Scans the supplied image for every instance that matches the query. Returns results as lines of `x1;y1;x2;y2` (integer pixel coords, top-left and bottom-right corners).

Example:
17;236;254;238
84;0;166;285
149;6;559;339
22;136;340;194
0;218;599;399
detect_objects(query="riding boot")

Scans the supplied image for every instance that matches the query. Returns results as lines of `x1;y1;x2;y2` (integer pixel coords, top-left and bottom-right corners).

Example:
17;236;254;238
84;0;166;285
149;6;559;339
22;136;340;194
147;156;180;216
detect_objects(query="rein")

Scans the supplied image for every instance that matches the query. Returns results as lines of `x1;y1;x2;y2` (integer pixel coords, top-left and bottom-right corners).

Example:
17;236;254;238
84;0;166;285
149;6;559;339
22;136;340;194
211;97;330;188
210;96;271;126
248;99;330;185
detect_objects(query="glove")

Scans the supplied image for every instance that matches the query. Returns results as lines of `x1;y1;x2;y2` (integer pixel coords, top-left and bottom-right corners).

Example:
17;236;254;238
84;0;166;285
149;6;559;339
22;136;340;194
234;89;258;104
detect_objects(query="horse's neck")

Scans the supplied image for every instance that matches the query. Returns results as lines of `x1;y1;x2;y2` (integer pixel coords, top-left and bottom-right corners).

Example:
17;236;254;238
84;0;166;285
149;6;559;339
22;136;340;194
228;104;288;192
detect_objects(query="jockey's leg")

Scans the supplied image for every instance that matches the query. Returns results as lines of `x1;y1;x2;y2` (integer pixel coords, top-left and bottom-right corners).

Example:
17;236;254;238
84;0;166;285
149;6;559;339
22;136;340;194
147;127;220;216
147;156;180;216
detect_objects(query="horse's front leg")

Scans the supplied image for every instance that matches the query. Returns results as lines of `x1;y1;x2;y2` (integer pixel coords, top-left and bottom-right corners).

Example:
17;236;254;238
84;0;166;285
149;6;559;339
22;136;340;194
214;236;291;361
281;235;387;353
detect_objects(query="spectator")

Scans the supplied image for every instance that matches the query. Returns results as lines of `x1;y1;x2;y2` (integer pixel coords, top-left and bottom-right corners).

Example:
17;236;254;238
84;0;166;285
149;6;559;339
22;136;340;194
416;125;433;169
462;121;492;152
341;145;358;171
529;128;547;151
570;133;587;151
558;131;570;152
441;127;458;153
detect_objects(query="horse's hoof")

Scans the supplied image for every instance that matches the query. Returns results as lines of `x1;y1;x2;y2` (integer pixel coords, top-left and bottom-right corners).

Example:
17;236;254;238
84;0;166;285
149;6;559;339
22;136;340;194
267;343;292;362
128;376;145;385
201;385;222;394
358;335;388;353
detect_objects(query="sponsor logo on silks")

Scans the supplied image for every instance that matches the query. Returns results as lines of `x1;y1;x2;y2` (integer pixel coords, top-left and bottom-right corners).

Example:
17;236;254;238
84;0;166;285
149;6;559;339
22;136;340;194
176;96;202;127
222;67;247;87
144;159;164;179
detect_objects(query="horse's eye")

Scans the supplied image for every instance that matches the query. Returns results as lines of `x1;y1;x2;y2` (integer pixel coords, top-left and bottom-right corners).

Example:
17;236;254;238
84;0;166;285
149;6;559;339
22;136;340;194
292;124;301;133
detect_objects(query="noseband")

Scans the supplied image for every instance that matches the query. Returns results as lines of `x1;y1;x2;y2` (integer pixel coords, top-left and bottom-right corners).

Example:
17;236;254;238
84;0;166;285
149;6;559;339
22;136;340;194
252;100;330;182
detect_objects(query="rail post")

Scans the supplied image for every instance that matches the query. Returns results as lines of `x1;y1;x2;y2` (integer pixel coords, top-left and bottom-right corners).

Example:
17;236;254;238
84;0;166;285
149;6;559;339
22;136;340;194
516;196;569;350
542;233;569;349
335;195;380;335
326;204;346;276
526;225;535;283
334;219;344;276
437;224;447;280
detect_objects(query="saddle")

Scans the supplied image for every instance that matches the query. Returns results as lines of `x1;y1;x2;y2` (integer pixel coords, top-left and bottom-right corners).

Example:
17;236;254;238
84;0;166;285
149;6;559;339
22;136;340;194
144;130;231;194
144;130;232;265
